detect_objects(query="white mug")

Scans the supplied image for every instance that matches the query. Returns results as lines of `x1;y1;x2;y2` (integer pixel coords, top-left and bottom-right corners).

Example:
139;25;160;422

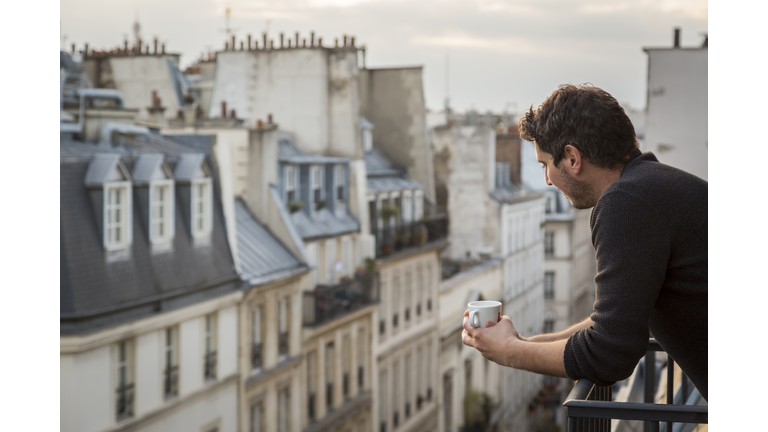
467;301;502;328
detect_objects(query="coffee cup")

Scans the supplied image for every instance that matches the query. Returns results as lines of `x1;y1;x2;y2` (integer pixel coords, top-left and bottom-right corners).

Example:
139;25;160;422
467;301;502;328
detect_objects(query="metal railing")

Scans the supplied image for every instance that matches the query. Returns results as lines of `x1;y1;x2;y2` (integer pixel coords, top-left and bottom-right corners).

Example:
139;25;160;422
374;216;449;258
303;273;378;327
115;383;135;421
204;351;217;380
564;339;707;432
164;366;179;398
308;392;316;421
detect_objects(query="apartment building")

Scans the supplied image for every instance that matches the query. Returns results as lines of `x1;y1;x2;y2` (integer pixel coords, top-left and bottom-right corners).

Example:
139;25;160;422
60;88;241;432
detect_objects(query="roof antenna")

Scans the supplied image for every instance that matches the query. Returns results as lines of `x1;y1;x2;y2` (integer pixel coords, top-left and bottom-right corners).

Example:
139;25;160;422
220;5;238;40
444;52;451;115
133;8;142;44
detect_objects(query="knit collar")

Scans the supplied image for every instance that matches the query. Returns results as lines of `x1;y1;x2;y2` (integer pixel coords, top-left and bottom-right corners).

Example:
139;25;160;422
620;149;658;178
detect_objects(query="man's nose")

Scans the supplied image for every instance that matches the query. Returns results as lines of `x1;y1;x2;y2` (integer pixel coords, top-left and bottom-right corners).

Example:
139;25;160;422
544;169;553;186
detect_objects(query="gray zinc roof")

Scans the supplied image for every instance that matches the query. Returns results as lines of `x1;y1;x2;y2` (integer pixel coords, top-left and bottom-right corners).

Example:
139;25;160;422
278;133;347;164
84;153;130;187
364;148;402;177
290;208;360;241
131;153;169;184
367;177;424;195
235;199;307;285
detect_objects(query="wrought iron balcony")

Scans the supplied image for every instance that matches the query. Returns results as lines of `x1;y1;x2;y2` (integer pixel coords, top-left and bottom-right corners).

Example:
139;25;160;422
308;392;316;421
278;332;289;357
164;365;179;398
564;339;707;432
115;383;134;421
251;342;263;370
375;216;449;258
303;273;378;327
204;351;217;380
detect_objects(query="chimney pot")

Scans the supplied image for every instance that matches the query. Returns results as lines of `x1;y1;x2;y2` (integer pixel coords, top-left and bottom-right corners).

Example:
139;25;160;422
350;36;355;47
71;43;76;54
343;35;347;46
230;109;236;118
247;34;252;50
288;40;292;48
240;41;244;50
335;38;339;48
268;113;273;124
257;119;264;128
232;35;236;51
161;43;166;54
84;43;89;57
303;38;306;48
154;38;158;54
178;109;184;119
311;31;315;46
138;39;142;53
280;33;284;48
225;41;229;51
263;32;267;49
295;32;299;47
124;40;128;52
221;101;227;118
674;27;681;48
318;37;323;47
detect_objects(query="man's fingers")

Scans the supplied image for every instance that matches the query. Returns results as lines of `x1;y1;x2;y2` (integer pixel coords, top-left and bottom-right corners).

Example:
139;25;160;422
464;310;469;316
486;320;496;328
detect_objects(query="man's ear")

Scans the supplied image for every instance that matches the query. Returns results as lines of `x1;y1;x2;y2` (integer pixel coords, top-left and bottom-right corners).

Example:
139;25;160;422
563;145;583;175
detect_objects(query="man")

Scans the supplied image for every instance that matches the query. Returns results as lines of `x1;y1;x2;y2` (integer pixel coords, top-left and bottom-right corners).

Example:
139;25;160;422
462;84;707;401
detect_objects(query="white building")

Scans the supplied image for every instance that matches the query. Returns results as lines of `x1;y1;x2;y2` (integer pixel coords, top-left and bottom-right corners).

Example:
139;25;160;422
643;28;708;180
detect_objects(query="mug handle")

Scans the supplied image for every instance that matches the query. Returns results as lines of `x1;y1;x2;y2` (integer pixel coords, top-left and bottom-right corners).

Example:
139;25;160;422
469;310;480;328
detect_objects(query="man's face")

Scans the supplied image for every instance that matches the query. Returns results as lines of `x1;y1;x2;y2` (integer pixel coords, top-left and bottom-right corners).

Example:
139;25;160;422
534;144;597;209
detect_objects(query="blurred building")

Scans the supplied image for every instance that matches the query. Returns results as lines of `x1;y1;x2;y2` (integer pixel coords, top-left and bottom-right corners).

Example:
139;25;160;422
60;82;242;432
643;28;708;180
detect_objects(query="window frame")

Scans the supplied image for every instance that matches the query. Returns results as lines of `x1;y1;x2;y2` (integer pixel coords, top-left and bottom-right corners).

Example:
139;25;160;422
104;181;132;252
284;165;296;205
191;178;213;240
544;271;555;300
544;231;554;257
335;164;345;208
149;179;175;246
311;165;324;211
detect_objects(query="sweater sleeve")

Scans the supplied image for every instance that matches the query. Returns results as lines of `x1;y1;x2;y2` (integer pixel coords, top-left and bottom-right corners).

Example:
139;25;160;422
563;190;671;386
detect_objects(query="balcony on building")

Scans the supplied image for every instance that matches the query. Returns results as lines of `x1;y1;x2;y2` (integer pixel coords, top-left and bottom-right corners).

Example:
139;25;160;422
302;272;379;327
562;339;707;432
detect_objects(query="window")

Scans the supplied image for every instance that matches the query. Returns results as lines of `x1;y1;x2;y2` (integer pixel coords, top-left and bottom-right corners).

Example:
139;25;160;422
416;266;423;316
544;272;555;300
326;342;335;410
426;340;433;400
105;184;131;251
325;239;337;284
357;328;365;390
191;179;213;239
204;313;217;380
544;319;555;334
252;306;263;370
307;351;317;421
285;165;296;205
405;270;412;322
392;273;400;328
250;401;265;432
335;165;345;206
278;297;290;358
342;334;351;399
405;353;412;418
379;369;388;432
342;236;352;277
311;165;323;211
544;231;554;257
150;181;174;245
416;347;423;409
115;339;135;421
402;190;412;223
278;387;290;432
164;327;179;399
443;373;453;432
393;360;400;428
465;358;473;391
414;190;424;221
426;264;433;312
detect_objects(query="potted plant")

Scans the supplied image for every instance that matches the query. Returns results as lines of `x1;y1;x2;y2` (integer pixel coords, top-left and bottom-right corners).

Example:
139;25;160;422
316;200;327;211
288;200;304;214
379;205;400;220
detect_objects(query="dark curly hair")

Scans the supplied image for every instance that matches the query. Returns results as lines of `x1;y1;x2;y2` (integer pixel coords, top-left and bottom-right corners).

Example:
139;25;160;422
518;84;638;169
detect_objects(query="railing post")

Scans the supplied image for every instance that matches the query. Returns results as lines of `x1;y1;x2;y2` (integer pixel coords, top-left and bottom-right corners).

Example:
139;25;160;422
644;351;656;432
667;355;675;432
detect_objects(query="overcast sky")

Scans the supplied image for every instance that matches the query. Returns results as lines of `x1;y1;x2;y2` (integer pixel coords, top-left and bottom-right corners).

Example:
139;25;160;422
60;0;707;114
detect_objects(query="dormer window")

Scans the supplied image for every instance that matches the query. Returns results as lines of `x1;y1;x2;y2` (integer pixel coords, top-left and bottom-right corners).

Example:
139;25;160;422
85;153;133;253
133;154;175;251
402;190;413;223
192;179;212;239
105;184;131;250
285;165;296;205
311;165;323;211
174;154;213;244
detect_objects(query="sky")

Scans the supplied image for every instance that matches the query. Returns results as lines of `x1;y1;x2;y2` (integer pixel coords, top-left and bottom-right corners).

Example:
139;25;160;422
60;0;707;115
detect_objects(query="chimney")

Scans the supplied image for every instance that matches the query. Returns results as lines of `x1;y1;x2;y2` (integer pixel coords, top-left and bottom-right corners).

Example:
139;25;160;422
137;39;142;53
240;41;244;50
311;31;315;46
161;43;166;54
232;35;236;51
71;43;76;54
303;38;306;48
350;36;355;47
335;38;339;48
267;113;273;124
295;32;299;47
343;35;348;46
225;41;229;51
84;43;89;57
154;38;158;54
263;32;267;49
221;101;227;118
674;27;680;48
145;45;150;55
288;40;292;48
270;40;274;49
280;33;284;48
247;34;252;50
230;109;236;118
257;119;263;128
318;37;323;47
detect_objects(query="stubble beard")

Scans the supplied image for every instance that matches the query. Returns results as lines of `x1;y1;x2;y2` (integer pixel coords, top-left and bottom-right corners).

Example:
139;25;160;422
558;167;598;209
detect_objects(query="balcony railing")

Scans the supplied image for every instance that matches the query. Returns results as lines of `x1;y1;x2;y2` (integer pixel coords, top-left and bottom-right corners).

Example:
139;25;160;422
251;342;263;370
278;332;289;357
564;339;707;432
204;351;217;380
308;392;316;421
115;383;134;421
343;372;350;398
164;366;179;398
303;273;378;327
375;216;449;258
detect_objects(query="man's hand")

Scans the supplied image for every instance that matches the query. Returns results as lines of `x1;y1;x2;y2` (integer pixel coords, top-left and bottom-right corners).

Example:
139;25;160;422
462;310;522;367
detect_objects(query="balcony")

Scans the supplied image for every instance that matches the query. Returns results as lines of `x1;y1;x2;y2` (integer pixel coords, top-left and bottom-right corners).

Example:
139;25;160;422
164;365;179;398
375;216;449;259
115;383;134;421
302;273;378;327
563;339;707;431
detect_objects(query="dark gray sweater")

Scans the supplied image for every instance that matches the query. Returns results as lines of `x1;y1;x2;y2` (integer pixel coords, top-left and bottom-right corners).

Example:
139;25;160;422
563;149;708;401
